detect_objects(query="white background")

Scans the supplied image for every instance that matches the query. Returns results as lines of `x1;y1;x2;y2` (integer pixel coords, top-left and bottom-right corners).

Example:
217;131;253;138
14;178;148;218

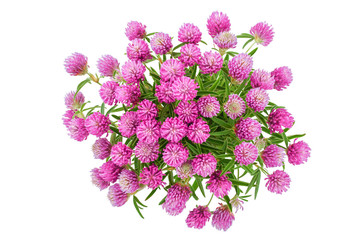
1;0;359;239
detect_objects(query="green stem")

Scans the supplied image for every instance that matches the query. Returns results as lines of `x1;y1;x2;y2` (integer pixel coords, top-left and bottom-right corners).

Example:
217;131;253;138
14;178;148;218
245;42;256;54
206;194;214;207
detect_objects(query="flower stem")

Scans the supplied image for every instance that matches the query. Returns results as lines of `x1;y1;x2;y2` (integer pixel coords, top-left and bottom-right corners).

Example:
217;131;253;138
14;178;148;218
245;42;256;54
206;194;214;207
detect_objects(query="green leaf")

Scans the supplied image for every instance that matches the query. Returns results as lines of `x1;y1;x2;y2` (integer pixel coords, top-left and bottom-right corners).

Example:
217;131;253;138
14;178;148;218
236;33;254;39
158;195;166;205
210;130;234;136
245;169;260;194
254;112;268;127
173;42;186;51
200;40;208;45
100;102;105;115
145;188;158;201
74;78;91;99
134;195;148;208
242;38;254;49
189;183;199;200
288;133;306;140
254;174;261;199
212;117;233;129
249;47;258;56
195;176;206;198
221;159;235;176
197;90;219;96
191;64;198;79
109;126;121;135
223;195;233;212
133;196;145;219
282;132;289;148
229;178;250;186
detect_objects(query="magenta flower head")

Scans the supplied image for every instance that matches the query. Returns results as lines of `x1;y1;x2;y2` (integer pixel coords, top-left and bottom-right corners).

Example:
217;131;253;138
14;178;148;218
198;51;223;75
67;118;89;142
250;22;274;47
268;108;294;134
213;32;237;51
206;170;232;198
228;53;253;83
160;117;187;143
271;66;293;91
287;139;311;165
197;95;220;118
224;94;246;119
163;142;189;168
118;111;140;138
178;23;202;44
246;88;269;112
186;205;211;229
127;39;152;62
118;169;140;194
207;11;231;38
64;52;88;76
64;91;85;110
63;110;75;128
85;112;111;137
235;118;262;141
125;21;147;41
139;164;165;189
107;183;129;207
90;168;110;191
160;59;185;82
115;84;141;107
173;76;199;101
176;160;194;179
187;118;210;144
234;142;258;165
178;44;201;67
212;204;235;231
192;153;217;177
250;69;275;90
150;32;173;55
121;60;146;85
262;144;285;168
136;119;160;144
137;99;158;120
97;55;119;77
162;183;191;216
99;161;121;183
265;170;291;194
174;101;199;124
134;141;159;163
92;138;112;160
155;81;176;104
110;142;133;167
99;81;120;105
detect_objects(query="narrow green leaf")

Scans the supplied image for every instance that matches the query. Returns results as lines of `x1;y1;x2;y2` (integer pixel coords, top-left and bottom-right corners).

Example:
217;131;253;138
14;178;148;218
189;183;199;200
195;176;206;198
236;33;254;39
245;170;260;194
158;195;166;205
173;42;186;51
111;114;120;120
288;133;306;140
211;117;233;129
200;40;208;45
100;102;105;115
134;195;148;208
145;188;158;201
74;78;91;99
242;38;254;49
109;126;121;135
210;130;234;136
254;174;261;199
197;90;219;96
254;112;268;127
282;132;289;148
249;47;258;56
223;195;233;212
191;64;198;79
133;197;145;219
221;159;235;176
229;178;250;186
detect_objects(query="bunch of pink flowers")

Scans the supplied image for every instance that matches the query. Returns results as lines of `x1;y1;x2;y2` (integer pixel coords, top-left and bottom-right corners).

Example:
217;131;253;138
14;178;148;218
62;11;311;231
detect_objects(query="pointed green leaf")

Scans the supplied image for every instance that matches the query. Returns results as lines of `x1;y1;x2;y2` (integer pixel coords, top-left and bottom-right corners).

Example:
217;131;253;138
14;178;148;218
236;33;254;39
221;159;235;176
249;47;258;56
195;176;206;198
133;197;145;219
145;188;158;201
74;78;91;99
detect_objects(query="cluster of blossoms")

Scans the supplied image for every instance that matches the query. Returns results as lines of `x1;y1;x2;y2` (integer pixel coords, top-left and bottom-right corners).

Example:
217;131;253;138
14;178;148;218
63;11;310;231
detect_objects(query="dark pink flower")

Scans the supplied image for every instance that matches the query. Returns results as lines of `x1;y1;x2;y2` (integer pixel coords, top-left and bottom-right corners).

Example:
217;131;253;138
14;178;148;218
125;21;147;41
64;52;88;76
265;170;291;194
287;139;311;165
85;112;111;137
97;55;119;77
110;142;133;167
178;23;202;44
139;165;165;189
92;138;112;160
206;170;232;198
107;183;129;207
211;204;235;231
207;11;231;38
186;206;211;229
162;183;191;216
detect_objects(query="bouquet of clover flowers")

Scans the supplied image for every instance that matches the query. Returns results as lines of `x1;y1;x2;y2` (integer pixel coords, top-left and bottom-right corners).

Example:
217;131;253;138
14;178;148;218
62;11;311;231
